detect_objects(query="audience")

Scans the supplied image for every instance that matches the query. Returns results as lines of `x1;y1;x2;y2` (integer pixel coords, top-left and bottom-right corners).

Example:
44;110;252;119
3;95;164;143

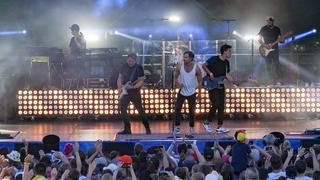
0;131;319;180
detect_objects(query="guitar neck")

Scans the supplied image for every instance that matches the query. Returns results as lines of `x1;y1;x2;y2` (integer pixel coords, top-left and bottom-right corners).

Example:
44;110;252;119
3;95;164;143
270;32;292;47
271;39;281;47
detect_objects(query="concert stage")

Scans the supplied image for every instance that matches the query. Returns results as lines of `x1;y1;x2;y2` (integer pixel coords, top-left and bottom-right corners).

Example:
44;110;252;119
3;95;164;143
0;116;320;153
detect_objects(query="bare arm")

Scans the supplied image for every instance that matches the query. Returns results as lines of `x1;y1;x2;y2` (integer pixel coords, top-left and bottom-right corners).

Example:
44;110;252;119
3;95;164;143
252;144;271;158
282;149;293;170
202;62;212;75
174;64;182;88
86;140;102;164
226;73;235;83
258;35;264;46
74;34;86;50
113;162;123;180
117;73;123;92
131;76;145;89
161;148;170;169
86;160;97;179
196;65;202;88
191;144;206;165
129;164;137;180
310;147;320;171
73;143;82;173
214;141;226;155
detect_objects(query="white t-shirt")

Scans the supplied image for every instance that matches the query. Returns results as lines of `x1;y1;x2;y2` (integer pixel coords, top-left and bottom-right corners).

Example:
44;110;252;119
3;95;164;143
267;171;286;180
295;176;313;180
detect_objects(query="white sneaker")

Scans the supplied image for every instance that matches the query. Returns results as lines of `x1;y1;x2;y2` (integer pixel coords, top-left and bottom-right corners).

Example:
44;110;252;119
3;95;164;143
216;127;229;133
174;126;181;134
202;123;212;133
189;127;195;135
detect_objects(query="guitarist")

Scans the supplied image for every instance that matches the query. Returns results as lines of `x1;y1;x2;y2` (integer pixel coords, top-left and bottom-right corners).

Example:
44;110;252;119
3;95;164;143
117;53;151;135
202;44;233;133
258;16;282;85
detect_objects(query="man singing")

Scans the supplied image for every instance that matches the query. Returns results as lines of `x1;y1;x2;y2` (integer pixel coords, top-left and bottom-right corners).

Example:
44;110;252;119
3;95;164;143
174;51;202;135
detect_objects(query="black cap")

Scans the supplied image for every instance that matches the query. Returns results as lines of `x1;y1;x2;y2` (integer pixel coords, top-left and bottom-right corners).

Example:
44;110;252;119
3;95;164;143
69;24;80;31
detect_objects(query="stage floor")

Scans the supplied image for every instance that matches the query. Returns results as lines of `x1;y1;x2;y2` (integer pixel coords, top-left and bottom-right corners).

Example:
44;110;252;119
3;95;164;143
0;114;319;142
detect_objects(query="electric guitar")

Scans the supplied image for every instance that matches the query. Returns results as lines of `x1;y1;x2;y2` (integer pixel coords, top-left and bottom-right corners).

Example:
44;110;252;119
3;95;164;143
203;76;226;90
203;76;257;90
119;80;138;100
259;31;293;57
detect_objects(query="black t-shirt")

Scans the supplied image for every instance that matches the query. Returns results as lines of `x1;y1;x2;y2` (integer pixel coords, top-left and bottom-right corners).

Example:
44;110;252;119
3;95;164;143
231;142;251;175
258;25;281;49
69;37;84;57
120;63;144;85
206;56;230;77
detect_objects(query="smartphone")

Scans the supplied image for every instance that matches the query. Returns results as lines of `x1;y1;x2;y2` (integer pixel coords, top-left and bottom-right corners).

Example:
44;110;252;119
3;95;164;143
265;146;272;151
122;163;130;168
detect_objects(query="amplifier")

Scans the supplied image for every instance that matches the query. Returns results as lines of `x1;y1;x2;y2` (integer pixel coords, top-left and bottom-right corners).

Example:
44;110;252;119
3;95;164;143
87;78;109;88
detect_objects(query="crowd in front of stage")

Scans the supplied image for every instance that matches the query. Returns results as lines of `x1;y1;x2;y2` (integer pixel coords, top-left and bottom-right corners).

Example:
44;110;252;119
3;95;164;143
1;130;320;180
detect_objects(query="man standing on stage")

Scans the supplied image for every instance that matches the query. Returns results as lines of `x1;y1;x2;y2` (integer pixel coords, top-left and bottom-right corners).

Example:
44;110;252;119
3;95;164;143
68;24;86;88
117;53;151;135
202;44;233;133
174;51;202;135
258;16;282;85
69;24;86;58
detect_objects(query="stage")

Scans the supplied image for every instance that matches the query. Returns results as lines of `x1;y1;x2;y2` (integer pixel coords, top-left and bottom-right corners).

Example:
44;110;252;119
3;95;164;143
0;116;320;153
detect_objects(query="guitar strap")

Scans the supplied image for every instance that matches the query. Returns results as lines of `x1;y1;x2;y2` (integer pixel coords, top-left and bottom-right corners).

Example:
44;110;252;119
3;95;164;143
128;64;138;83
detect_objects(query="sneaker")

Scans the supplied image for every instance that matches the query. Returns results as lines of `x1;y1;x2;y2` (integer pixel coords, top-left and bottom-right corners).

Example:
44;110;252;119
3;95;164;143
216;127;229;133
118;129;132;135
189;127;195;135
174;126;181;134
202;122;212;133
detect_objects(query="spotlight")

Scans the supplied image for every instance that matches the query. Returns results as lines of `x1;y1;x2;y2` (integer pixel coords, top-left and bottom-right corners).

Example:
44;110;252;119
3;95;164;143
232;30;237;35
244;35;259;41
85;34;100;42
189;34;193;38
168;15;181;22
148;34;152;39
114;30;119;35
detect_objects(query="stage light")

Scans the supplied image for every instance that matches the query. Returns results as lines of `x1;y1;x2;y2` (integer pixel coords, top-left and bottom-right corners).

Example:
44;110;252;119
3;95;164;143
168;15;181;22
0;30;28;36
148;34;152;39
189;34;193;38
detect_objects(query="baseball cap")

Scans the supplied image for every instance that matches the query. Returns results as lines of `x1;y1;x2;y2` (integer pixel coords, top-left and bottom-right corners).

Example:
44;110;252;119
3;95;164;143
266;16;275;21
117;155;132;164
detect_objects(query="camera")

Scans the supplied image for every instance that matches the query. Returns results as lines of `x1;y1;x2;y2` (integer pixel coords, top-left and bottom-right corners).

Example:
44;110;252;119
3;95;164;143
122;163;131;168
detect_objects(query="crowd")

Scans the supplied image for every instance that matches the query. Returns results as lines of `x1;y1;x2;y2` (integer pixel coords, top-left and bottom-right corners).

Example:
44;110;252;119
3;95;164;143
0;130;320;180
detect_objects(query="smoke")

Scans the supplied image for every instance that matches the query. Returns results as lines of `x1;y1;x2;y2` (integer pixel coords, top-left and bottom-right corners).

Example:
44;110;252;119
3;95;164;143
0;0;319;121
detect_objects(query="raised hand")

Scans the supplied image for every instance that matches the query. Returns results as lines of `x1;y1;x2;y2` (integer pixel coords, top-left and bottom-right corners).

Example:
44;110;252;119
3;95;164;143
39;149;45;158
73;142;80;152
24;154;34;164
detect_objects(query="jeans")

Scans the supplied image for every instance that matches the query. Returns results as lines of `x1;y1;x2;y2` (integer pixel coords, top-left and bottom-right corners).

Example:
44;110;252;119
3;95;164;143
119;89;149;130
207;88;225;125
265;49;280;83
174;93;196;127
